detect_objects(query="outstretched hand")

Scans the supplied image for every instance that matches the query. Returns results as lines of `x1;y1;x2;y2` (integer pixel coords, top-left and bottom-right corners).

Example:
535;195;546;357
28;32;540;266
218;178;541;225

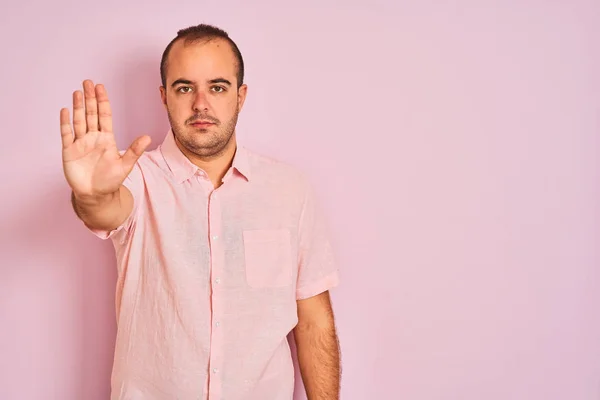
60;79;151;198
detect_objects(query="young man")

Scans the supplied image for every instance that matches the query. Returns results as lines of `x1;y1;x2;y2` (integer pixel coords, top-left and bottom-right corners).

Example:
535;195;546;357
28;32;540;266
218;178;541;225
59;24;341;400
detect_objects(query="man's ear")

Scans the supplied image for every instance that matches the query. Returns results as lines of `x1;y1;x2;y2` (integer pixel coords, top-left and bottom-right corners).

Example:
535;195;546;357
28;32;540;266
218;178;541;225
237;84;248;112
159;86;167;109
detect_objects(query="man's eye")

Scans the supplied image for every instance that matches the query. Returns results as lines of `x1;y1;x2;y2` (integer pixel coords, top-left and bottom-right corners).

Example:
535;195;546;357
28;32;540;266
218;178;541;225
177;87;193;93
212;86;226;93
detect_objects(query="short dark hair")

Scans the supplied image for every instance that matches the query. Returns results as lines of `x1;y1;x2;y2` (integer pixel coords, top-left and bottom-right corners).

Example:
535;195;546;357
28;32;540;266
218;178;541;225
160;23;245;88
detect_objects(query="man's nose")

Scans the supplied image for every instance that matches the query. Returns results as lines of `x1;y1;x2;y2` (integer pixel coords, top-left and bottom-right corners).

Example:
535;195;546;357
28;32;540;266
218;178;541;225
192;91;210;112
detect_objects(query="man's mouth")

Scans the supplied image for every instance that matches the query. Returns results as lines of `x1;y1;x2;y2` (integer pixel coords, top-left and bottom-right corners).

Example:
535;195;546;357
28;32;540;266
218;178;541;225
190;120;215;127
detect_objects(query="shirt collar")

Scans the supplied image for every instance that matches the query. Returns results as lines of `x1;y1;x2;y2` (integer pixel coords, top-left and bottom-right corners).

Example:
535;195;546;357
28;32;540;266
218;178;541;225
159;129;251;184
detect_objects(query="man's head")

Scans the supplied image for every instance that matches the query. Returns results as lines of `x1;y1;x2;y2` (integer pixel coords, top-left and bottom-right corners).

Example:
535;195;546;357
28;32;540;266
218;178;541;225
159;24;247;160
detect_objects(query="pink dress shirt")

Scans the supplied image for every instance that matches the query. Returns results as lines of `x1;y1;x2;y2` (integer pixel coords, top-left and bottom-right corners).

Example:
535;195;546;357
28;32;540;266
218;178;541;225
86;130;340;400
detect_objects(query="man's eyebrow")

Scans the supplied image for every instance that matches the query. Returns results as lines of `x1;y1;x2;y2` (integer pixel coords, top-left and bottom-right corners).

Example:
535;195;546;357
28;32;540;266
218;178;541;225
171;79;194;87
209;78;232;86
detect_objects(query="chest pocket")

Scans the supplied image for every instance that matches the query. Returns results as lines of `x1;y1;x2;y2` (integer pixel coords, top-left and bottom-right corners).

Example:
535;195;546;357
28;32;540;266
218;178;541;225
243;229;294;288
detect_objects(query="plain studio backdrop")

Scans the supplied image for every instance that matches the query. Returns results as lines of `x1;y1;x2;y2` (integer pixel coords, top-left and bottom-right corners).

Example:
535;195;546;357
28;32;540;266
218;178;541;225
0;0;599;399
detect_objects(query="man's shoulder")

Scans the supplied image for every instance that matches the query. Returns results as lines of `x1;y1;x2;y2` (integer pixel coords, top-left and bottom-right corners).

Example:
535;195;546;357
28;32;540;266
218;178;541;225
242;146;309;185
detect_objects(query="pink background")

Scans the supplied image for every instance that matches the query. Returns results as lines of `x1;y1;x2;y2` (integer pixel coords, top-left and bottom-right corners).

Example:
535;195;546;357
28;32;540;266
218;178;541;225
1;1;599;399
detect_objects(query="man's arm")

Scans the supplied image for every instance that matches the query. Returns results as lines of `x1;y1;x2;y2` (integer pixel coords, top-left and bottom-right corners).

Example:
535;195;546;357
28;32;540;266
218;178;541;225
294;290;341;400
61;79;149;232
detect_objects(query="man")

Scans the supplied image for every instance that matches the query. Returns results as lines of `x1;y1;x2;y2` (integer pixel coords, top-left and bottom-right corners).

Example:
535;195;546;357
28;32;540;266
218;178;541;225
59;24;341;400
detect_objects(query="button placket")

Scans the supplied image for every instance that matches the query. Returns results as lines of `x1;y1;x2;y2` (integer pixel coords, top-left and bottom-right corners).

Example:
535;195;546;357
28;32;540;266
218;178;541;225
207;189;224;399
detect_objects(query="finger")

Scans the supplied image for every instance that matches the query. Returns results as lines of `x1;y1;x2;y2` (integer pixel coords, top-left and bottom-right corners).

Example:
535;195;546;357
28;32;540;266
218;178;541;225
60;108;74;149
96;84;113;133
121;135;151;172
83;79;99;132
72;90;86;139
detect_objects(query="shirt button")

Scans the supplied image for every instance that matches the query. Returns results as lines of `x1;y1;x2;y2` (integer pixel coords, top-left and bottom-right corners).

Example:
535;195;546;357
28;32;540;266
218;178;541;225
212;368;218;374
212;235;219;240
216;321;220;327
215;278;221;284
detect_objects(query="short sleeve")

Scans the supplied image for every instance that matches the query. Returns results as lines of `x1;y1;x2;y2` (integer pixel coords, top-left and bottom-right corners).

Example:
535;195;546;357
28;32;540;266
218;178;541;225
85;159;144;241
295;179;340;300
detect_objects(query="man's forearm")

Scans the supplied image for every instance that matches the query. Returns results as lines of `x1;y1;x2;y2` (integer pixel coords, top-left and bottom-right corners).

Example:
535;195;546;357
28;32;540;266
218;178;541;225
71;186;132;231
294;322;341;399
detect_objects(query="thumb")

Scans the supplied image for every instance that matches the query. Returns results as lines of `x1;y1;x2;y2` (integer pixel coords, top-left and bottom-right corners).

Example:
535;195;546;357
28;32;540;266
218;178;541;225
121;135;151;172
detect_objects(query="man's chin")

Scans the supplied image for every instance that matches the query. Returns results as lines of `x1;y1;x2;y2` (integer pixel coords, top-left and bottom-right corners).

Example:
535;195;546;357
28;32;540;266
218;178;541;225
185;135;225;153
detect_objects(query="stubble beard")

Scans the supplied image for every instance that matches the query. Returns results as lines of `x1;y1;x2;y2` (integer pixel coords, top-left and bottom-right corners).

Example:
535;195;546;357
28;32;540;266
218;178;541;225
167;106;239;160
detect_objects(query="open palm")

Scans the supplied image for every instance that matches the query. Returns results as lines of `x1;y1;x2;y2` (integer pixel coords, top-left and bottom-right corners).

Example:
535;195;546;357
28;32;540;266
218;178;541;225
60;80;151;197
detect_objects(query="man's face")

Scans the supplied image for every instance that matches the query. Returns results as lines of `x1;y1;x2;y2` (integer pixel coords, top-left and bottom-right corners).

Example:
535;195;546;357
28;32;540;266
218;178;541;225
160;38;247;159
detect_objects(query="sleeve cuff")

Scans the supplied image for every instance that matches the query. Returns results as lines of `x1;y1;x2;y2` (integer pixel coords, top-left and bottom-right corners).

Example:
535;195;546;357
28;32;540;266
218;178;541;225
86;220;127;240
296;270;340;300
